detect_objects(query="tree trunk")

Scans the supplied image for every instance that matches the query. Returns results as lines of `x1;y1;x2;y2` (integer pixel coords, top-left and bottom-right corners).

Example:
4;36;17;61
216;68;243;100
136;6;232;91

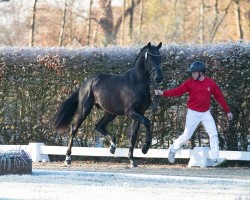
68;1;74;45
210;0;219;41
129;0;135;42
234;0;244;40
97;0;141;45
59;0;68;47
200;0;205;43
121;0;126;45
29;0;38;47
98;0;113;45
87;0;93;45
138;0;144;42
210;0;233;42
92;22;99;45
183;0;187;42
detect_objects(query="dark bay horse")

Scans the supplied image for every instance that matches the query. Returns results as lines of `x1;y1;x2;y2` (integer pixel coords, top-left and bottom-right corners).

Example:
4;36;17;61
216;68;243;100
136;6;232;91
55;42;163;167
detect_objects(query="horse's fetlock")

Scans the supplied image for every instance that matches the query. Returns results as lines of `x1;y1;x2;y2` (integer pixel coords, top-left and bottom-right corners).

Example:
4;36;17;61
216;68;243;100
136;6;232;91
65;155;71;161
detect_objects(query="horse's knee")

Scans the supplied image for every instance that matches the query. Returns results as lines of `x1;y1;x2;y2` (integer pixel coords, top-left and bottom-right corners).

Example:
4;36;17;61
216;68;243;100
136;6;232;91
70;124;78;137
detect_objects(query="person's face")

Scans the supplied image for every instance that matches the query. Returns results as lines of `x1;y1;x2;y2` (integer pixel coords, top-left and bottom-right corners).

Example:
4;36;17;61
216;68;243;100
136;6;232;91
191;71;203;80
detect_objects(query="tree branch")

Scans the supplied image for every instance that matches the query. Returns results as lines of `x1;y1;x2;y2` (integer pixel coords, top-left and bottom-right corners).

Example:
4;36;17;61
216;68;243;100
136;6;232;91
113;0;141;37
210;0;233;42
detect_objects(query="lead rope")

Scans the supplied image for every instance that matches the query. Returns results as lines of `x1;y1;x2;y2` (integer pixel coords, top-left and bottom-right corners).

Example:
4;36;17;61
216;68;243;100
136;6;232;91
148;81;160;118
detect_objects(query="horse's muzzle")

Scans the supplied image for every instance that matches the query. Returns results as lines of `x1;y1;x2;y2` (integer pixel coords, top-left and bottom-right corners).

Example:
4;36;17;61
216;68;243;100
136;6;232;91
154;69;163;83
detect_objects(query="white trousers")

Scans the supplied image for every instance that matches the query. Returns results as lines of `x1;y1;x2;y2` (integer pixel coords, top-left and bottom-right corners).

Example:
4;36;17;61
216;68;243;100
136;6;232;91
171;109;219;160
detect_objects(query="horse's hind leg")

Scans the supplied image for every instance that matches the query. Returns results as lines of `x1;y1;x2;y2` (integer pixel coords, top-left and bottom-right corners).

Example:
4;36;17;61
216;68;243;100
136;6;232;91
65;113;85;165
95;112;116;154
65;100;94;166
65;123;78;165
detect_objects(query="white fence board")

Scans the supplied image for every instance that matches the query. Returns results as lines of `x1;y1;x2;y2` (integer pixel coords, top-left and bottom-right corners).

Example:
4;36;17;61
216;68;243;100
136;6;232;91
39;145;192;158
1;143;250;168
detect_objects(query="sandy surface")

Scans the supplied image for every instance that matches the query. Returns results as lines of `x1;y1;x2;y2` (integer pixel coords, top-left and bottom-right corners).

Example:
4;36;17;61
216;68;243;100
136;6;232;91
0;161;249;200
32;160;250;180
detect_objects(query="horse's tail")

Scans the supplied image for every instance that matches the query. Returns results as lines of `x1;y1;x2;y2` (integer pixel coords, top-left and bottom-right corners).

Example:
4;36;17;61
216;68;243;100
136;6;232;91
54;89;79;132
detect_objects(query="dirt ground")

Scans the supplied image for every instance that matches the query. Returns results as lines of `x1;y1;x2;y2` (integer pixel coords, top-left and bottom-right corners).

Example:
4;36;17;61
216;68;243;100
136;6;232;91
32;160;250;180
1;160;250;200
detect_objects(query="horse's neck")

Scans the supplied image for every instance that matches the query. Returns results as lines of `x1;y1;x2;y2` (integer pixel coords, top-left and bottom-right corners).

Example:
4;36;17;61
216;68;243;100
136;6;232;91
131;53;150;82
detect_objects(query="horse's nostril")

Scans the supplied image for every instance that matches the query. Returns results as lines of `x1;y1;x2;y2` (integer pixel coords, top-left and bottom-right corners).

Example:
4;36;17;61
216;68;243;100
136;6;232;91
155;75;163;83
154;70;163;83
155;77;161;83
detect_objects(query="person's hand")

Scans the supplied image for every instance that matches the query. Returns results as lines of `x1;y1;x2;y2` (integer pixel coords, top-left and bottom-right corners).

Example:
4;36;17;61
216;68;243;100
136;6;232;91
154;90;163;96
227;112;233;121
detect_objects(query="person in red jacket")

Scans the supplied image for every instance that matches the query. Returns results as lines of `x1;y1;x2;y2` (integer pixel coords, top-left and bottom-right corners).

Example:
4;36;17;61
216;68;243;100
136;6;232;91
154;61;233;167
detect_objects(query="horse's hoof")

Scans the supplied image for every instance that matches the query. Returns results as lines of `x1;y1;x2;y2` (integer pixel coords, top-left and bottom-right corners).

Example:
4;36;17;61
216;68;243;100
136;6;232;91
110;146;116;154
142;144;149;154
130;160;138;168
64;160;71;166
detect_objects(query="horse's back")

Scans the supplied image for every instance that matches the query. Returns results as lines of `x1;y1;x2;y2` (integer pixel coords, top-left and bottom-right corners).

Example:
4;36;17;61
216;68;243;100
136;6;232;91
80;71;150;115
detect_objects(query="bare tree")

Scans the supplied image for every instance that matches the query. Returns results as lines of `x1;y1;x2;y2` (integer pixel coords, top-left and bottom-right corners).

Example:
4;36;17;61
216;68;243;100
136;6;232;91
129;0;135;41
92;21;99;45
121;0;126;45
4;0;250;46
210;0;233;42
234;0;244;39
68;0;74;44
138;0;144;42
98;0;113;45
59;0;68;46
182;0;188;42
244;2;250;35
163;0;178;42
200;0;205;43
29;0;38;47
87;0;93;45
95;0;141;45
114;0;142;43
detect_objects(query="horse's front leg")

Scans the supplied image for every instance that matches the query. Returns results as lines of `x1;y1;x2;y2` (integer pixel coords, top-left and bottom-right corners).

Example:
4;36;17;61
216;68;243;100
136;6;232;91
141;116;151;154
128;120;140;167
95;113;116;154
129;110;152;155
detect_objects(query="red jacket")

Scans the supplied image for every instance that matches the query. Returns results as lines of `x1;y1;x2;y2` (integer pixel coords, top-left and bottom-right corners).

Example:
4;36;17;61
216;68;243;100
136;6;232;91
162;77;231;113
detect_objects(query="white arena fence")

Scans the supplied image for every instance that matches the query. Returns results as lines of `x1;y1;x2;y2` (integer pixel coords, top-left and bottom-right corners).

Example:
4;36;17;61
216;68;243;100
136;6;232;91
1;143;250;167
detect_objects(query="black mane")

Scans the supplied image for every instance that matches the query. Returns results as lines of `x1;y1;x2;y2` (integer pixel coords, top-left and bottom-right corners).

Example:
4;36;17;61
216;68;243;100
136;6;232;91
131;44;148;68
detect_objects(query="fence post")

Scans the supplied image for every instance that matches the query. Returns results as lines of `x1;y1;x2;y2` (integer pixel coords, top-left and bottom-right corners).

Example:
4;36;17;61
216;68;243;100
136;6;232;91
188;147;213;168
29;143;50;162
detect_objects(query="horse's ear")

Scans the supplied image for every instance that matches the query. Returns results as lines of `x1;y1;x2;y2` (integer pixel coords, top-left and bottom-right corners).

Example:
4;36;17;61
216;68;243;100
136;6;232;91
147;42;151;47
157;42;162;49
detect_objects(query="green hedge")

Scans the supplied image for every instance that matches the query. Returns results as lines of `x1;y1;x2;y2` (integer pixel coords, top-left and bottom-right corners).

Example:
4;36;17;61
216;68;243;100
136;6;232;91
0;42;249;151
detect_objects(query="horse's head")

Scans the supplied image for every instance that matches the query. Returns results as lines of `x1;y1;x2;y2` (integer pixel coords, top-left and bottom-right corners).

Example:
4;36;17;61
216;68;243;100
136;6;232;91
145;42;163;83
